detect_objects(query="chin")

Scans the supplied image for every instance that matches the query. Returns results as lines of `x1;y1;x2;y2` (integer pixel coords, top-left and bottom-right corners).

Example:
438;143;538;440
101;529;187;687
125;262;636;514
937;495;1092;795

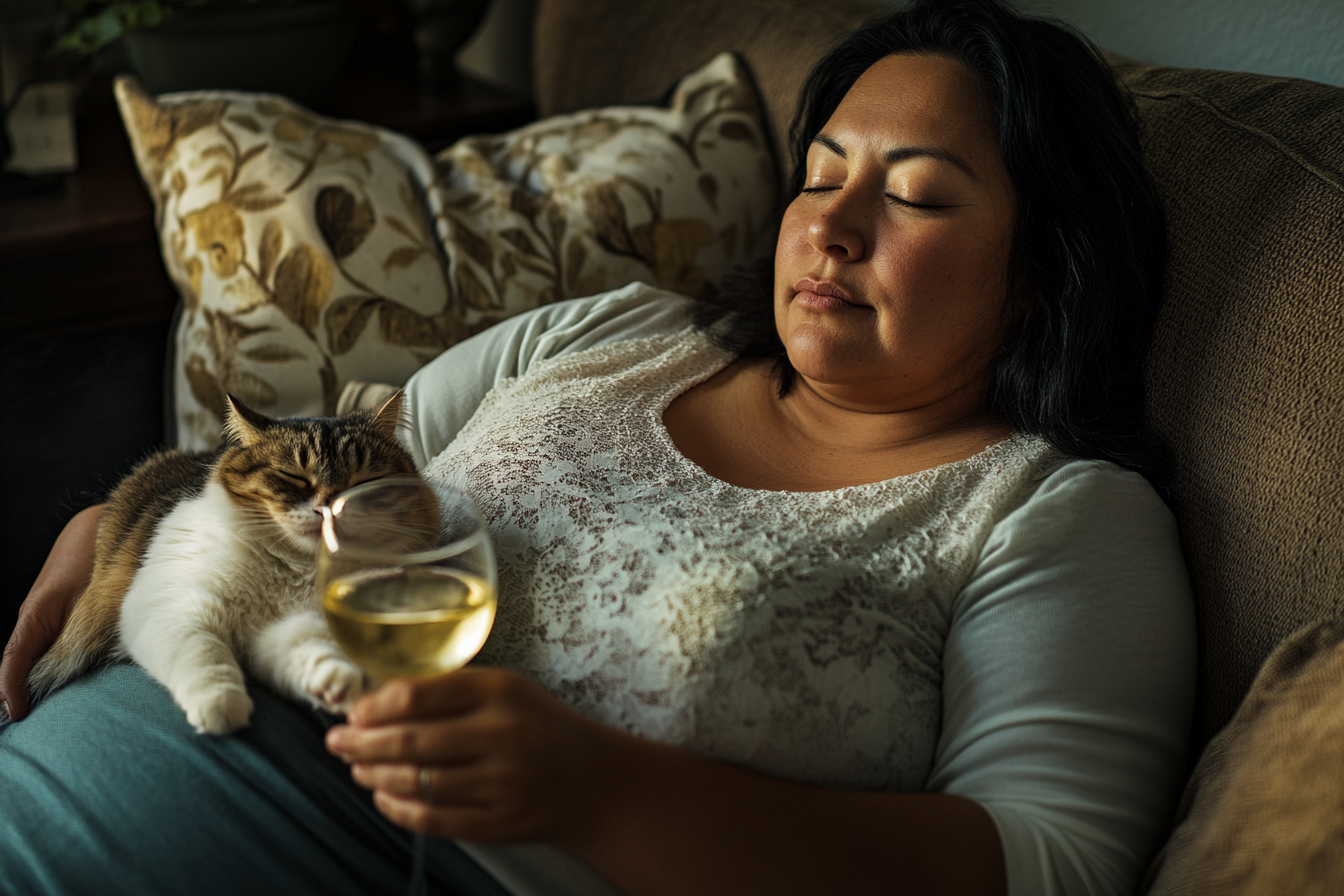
284;527;323;555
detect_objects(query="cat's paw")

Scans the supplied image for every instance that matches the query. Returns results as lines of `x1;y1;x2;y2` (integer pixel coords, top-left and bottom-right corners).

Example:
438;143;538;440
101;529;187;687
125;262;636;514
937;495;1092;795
304;656;366;716
181;683;254;735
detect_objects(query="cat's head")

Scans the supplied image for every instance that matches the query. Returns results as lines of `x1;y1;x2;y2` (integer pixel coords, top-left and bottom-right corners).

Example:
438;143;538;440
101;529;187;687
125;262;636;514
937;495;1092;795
213;392;438;555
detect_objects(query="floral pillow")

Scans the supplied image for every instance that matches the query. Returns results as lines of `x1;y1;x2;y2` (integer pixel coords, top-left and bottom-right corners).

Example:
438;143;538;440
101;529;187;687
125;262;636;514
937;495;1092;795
115;52;777;451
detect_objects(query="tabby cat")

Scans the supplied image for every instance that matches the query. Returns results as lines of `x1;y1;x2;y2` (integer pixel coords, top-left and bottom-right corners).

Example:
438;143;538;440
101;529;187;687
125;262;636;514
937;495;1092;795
26;391;439;735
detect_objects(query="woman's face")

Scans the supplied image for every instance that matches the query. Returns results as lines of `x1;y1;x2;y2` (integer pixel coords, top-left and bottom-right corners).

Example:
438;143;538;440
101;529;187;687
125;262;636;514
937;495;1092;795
774;53;1018;414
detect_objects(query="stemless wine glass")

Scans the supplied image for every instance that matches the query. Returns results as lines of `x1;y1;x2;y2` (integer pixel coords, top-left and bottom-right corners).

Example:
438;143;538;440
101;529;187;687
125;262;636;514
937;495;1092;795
318;477;497;896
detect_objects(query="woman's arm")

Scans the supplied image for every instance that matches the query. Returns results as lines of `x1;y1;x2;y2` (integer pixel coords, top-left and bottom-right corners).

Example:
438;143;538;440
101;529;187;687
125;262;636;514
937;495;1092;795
0;505;103;721
328;668;1008;896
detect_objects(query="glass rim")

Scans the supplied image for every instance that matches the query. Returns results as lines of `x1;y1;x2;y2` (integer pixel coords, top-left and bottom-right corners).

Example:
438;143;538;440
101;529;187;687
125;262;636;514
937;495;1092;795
321;476;489;564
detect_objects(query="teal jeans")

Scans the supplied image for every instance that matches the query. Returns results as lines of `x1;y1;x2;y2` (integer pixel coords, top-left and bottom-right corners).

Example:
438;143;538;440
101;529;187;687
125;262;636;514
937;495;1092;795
0;663;511;896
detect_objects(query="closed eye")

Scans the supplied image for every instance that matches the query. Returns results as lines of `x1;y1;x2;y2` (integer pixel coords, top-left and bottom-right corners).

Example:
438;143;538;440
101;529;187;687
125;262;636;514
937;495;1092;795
885;194;948;210
800;186;947;211
278;471;310;488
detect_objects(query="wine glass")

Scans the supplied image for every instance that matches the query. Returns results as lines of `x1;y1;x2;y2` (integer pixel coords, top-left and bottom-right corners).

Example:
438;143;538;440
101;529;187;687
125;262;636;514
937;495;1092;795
318;477;497;896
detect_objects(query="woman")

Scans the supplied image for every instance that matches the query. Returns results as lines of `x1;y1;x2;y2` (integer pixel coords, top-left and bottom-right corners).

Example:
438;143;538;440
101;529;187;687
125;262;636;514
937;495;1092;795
0;2;1195;895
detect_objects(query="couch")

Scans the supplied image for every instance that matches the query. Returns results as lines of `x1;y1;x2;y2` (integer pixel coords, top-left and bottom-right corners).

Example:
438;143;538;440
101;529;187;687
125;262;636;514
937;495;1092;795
99;0;1344;891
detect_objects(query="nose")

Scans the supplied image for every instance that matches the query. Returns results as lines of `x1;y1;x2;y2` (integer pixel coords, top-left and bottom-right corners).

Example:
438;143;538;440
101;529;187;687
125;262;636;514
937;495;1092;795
313;486;337;516
807;188;867;262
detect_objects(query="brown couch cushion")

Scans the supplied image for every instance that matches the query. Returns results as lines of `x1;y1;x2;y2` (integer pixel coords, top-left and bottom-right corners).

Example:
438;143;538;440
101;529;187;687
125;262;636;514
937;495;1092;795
533;0;882;174
1141;616;1344;895
1112;59;1344;750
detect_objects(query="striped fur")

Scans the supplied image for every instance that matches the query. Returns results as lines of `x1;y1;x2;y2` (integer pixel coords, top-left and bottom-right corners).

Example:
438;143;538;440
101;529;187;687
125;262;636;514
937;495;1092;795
27;392;438;733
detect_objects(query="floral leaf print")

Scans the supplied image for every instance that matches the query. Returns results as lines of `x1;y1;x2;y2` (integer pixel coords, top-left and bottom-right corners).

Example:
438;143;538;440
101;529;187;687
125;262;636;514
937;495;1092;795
456;264;497;311
397;179;432;242
499;227;542;258
325;295;384;355
242;344;307;363
258;220;283;283
315;185;376;259
184;202;246;278
185;353;226;423
378;300;449;349
509;187;544;222
220;368;279;409
447;215;495;271
385;215;422;245
228;114;263;134
273;244;333;335
383;246;426;272
226;182;285;212
585;183;637;257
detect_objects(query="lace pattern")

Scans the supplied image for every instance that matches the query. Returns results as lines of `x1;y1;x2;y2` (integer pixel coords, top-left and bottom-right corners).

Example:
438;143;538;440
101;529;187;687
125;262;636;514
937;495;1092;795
423;329;1061;791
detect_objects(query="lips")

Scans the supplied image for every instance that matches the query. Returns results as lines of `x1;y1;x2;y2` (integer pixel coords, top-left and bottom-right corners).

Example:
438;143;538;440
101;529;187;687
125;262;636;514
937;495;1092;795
794;277;862;311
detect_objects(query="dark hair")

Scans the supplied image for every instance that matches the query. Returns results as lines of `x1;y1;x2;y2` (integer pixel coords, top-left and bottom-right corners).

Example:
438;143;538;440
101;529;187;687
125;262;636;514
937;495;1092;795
697;0;1169;486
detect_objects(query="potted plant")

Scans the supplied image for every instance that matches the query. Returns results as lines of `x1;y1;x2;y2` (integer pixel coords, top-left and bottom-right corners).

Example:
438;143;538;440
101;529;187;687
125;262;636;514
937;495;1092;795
56;0;360;100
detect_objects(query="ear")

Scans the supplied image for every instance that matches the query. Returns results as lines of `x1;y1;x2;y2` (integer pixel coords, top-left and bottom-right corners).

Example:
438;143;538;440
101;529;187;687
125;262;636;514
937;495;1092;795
222;394;272;446
370;390;406;439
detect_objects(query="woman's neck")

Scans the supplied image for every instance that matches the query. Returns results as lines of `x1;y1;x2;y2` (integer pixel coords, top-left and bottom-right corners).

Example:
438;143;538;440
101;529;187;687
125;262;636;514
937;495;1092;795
663;358;1013;492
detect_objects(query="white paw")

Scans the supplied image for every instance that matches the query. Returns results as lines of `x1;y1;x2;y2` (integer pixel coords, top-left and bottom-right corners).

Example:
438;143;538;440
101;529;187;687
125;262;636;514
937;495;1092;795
181;682;254;735
304;655;366;715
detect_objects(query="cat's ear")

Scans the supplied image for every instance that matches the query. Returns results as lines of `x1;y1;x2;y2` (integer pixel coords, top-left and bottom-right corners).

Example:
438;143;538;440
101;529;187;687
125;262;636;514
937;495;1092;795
222;394;272;446
370;390;407;439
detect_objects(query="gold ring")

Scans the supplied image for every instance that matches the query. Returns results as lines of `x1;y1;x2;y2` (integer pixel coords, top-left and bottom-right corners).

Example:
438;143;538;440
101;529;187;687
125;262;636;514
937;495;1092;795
419;766;434;804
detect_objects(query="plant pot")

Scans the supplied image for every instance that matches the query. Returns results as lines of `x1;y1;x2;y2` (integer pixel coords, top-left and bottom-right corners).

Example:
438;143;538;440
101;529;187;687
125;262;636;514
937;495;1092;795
123;1;358;101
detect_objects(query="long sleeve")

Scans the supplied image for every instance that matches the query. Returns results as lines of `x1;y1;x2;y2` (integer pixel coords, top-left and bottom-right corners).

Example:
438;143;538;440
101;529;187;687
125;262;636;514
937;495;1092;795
401;283;697;468
927;460;1197;896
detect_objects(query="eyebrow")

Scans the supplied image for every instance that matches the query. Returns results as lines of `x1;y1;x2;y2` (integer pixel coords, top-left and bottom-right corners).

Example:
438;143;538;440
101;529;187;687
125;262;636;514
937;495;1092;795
812;133;981;181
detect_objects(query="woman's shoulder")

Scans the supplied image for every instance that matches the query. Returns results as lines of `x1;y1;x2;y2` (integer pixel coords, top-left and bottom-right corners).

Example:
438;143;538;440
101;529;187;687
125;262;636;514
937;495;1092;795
486;282;701;362
972;454;1188;604
1023;457;1172;523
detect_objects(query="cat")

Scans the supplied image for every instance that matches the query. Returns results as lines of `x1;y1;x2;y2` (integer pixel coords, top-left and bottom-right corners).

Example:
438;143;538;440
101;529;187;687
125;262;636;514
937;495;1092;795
26;391;440;735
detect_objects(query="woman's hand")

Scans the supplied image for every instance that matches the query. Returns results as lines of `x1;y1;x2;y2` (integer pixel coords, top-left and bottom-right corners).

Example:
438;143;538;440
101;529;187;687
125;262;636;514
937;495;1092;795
0;505;103;721
326;665;1007;896
325;667;621;844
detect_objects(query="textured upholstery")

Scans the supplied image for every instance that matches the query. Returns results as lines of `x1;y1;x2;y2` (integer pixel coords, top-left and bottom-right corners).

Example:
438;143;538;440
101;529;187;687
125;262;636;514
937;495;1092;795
533;0;1344;759
1113;59;1344;750
533;0;881;176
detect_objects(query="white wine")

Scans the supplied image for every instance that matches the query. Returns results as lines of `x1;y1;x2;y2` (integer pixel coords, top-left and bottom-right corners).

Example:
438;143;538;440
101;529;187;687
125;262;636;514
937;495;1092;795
322;566;496;681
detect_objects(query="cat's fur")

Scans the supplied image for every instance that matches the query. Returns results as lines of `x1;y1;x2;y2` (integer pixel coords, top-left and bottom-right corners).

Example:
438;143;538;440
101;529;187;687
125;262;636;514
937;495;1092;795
27;391;439;735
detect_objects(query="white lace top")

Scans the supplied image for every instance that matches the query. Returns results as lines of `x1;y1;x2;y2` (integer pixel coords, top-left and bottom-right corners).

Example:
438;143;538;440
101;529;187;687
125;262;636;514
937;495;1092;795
400;283;1197;896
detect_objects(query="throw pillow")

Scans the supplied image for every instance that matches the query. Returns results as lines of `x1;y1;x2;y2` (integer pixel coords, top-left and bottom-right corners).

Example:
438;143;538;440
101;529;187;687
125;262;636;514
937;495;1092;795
1141;616;1344;896
115;52;776;451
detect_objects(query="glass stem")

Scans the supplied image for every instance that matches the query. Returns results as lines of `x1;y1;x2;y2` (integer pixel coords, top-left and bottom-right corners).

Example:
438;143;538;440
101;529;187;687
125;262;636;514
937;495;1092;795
407;831;428;896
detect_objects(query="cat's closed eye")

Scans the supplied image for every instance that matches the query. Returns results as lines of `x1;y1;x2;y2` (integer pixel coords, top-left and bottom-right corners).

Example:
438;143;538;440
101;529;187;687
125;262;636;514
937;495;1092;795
277;471;310;488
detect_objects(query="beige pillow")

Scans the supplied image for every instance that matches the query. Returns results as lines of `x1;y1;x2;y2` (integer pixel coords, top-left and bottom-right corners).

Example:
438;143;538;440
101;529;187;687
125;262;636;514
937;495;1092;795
1142;616;1344;895
115;52;776;451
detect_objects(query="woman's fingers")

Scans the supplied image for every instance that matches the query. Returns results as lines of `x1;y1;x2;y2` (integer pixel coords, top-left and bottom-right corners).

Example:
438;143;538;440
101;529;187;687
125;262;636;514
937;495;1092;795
328;718;485;765
0;616;53;721
350;760;495;805
348;665;533;727
0;506;103;721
